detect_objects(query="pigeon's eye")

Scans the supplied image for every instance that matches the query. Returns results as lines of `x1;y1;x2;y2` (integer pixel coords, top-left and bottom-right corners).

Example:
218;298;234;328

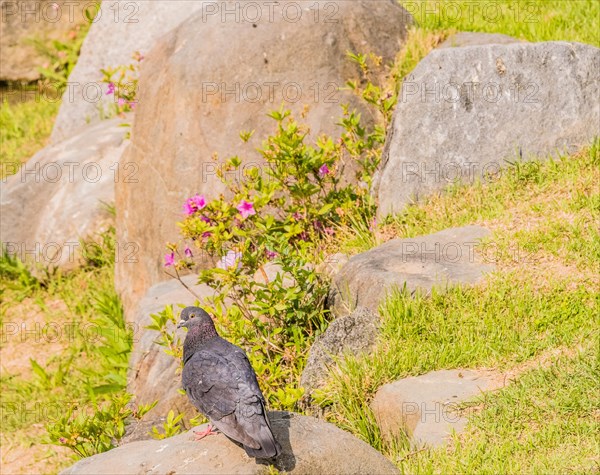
190;314;195;319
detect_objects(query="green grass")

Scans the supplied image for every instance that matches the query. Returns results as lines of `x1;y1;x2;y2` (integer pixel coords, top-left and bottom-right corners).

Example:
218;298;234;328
318;275;597;443
342;140;599;269
388;140;598;247
0;228;135;473
0;99;60;179
318;141;600;472
1;0;598;472
406;346;600;474
400;0;600;46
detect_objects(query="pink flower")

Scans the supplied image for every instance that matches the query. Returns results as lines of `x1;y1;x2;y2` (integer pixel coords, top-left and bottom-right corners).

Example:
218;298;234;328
183;202;195;215
118;97;126;106
324;227;335;236
184;246;193;258
266;249;278;260
200;215;211;223
164;252;175;267
236;200;256;219
184;194;207;216
217;250;242;270
192;194;206;209
59;437;67;444
106;82;115;95
318;164;330;177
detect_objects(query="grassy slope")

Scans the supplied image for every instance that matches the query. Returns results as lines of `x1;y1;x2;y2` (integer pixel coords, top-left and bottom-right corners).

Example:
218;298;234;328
0;231;132;474
324;16;600;469
401;0;600;46
320;141;599;473
412;346;599;474
1;0;598;473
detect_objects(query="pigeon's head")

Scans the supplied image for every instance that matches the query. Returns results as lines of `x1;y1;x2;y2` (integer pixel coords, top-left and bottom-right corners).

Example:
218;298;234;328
177;306;215;333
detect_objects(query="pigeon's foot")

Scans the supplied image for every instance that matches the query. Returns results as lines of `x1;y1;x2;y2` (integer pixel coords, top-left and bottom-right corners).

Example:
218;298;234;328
193;425;219;441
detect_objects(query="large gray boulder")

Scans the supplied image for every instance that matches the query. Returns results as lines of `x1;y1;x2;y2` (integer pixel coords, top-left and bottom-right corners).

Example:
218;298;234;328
61;412;399;475
371;370;499;448
329;226;495;317
115;0;413;315
0;0;87;81
50;1;206;142
0;118;128;269
375;41;600;217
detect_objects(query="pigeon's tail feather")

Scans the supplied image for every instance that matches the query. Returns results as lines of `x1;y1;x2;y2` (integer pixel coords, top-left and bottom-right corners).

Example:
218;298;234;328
244;424;281;459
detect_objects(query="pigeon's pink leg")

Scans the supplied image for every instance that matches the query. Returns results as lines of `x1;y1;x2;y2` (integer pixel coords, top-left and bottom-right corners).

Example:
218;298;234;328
193;425;219;441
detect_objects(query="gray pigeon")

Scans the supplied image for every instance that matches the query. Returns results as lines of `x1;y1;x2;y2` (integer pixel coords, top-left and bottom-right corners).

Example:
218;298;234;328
178;306;281;459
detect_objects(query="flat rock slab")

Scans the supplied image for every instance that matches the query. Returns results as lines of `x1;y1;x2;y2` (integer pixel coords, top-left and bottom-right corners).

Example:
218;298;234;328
61;411;399;475
371;370;498;448
375;41;600;217
329;226;494;316
1;118;129;269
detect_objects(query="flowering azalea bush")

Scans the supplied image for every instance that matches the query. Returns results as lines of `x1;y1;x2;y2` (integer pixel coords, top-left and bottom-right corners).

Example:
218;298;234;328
149;108;381;410
150;53;394;411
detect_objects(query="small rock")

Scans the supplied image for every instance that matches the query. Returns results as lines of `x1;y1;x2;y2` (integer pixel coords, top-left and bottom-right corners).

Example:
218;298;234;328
61;411;399;475
119;418;164;446
371;369;497;448
438;31;522;49
301;307;379;399
329;226;494;317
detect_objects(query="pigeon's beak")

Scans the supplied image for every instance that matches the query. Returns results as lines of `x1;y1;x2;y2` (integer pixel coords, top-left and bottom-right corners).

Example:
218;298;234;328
177;320;186;329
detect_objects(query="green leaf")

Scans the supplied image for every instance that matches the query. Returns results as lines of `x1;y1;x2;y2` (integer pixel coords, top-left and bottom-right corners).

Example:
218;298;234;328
317;203;334;215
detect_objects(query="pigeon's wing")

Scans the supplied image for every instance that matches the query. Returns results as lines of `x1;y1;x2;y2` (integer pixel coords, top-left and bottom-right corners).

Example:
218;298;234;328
183;342;280;458
182;349;238;421
224;345;281;458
